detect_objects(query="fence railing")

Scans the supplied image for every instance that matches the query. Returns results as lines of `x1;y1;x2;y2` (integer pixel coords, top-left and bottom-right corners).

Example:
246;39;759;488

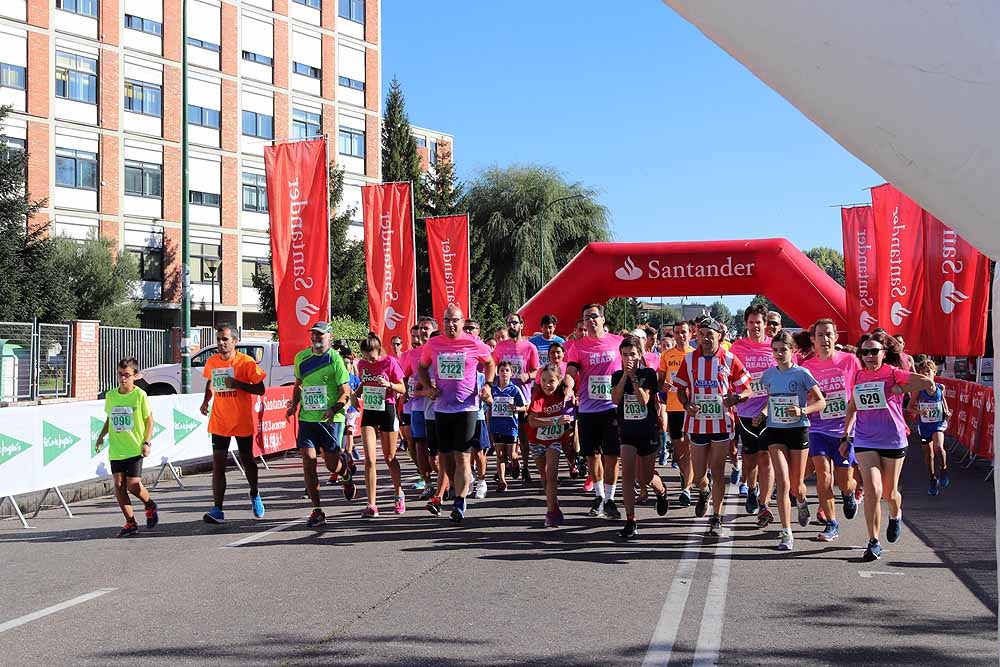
98;326;171;394
0;321;72;401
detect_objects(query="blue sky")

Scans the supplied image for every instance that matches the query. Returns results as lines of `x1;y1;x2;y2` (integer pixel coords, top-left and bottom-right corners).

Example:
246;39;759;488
382;1;883;310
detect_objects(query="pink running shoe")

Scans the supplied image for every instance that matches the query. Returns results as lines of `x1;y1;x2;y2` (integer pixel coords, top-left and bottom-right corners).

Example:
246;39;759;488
362;504;379;518
583;477;595;493
394;495;406;515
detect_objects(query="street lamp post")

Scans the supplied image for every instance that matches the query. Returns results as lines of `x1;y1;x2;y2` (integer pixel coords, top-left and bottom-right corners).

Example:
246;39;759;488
206;257;220;329
536;194;585;292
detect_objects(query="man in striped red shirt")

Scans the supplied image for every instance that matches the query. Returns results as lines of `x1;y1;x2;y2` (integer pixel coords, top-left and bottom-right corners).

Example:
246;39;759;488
672;317;753;536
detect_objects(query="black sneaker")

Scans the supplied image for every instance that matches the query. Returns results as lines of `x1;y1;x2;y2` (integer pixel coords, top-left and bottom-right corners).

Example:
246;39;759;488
745;488;759;515
862;538;883;561
655;492;669;517
708;514;722;536
677;488;692;507
522;467;532;484
620;519;637;539
603;499;621;520
117;520;139;537
842;492;858;520
886;517;902;543
589;496;606;518
695;490;710;518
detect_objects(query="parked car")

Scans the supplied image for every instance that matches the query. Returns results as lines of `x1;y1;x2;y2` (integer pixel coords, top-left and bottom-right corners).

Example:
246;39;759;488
139;341;295;395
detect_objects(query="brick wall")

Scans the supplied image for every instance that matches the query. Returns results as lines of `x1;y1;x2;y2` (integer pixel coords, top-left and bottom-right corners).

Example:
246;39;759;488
221;234;239;307
26;121;50;209
162;227;182;304
322;34;336;100
221;79;238;152
417;146;429;172
99;134;119;215
162;0;182;61
365;114;379;179
274;91;289;142
99;219;120;249
99;48;119;130
27;0;48;28
99;0;119;45
221;156;239;230
274;0;288;17
162;65;182;143
364;0;378;44
273;19;288;89
321;0;335;30
26;32;49;118
70;321;100;401
365;47;378;111
162;145;181;223
322;103;337;149
221;2;239;76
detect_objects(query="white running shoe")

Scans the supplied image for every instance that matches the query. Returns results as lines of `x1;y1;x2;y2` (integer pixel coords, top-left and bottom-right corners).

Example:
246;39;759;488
474;479;487;499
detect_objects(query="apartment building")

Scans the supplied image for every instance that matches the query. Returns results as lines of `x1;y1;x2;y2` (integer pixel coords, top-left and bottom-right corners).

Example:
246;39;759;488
0;0;381;330
410;124;452;176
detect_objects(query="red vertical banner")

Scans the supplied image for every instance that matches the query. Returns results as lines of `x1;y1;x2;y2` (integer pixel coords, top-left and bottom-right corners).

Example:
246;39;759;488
841;205;878;342
870;184;926;348
425;214;471;321
362;182;416;346
264;138;330;366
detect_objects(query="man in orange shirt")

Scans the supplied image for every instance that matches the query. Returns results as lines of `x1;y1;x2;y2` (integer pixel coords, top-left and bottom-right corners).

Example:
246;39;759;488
200;324;267;524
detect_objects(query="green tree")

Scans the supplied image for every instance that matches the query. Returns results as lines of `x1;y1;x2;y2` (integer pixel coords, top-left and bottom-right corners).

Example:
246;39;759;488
747;295;798;328
463;165;611;316
805;246;846;286
51;236;140;326
709;301;734;330
644;305;684;331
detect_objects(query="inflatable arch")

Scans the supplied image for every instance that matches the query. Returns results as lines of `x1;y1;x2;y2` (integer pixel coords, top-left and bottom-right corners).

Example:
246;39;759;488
518;238;847;333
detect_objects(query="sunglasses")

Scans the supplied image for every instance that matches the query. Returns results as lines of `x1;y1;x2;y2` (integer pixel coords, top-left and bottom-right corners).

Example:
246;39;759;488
860;348;884;356
585;313;602;320
766;321;781;327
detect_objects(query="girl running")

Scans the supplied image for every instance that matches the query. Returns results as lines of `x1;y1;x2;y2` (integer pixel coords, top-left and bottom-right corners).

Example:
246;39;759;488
355;332;407;517
527;363;575;527
841;332;933;561
535;342;578;478
909;358;951;495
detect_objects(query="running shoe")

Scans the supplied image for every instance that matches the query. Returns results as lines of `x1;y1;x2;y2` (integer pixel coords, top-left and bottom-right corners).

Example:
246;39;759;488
394;495;406;515
553;509;564;526
117;519;139;537
604;499;622;520
655;491;669;517
203;506;225;524
854;487;864;503
928;478;940;496
544;511;560;528
397;441;407;453
474;479;487;499
816;508;829;525
694;490;710;518
351;446;362;461
443;488;455;502
414;479;427;491
777;528;794;551
449;503;465;523
521;467;532;484
497;479;508;493
757;506;774;529
842;492;858;520
583;477;595;493
306;509;326;527
886;517;902;543
362;504;379;518
569;464;579;479
657;448;668;466
729;466;740;485
797;499;810;527
486;446;495;456
678;488;692;508
577;457;589;479
419;487;434;501
790;493;798;508
509;459;521;478
708;514;722;536
343;478;358;501
745;488;759;515
425;497;441;516
939;468;950;488
738;482;749;497
818;520;839;542
862;538;883;561
620;519;637;539
144;501;159;529
251;494;265;518
589;496;606;518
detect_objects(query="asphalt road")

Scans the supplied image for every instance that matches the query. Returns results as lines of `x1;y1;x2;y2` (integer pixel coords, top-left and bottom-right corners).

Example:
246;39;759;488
1;438;996;666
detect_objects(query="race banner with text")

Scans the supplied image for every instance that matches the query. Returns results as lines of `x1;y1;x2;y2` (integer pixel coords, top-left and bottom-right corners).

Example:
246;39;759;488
362;182;417;347
425;214;471;321
841;205;879;342
264;138;330;365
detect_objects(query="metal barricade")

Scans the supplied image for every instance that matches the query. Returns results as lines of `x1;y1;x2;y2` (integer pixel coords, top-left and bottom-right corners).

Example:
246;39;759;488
98;326;170;393
37;323;72;398
0;321;72;401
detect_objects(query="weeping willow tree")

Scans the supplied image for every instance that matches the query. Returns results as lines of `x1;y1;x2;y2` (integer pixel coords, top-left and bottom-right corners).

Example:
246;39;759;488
462;165;611;318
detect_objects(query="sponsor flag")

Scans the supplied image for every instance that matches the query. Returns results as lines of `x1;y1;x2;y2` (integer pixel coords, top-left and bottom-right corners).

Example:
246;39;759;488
841;205;878;342
425;214;471;321
870;184;926;348
264;138;330;366
362;182;417;346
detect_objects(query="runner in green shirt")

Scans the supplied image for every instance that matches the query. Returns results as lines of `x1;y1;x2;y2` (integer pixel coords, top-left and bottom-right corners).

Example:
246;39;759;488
285;321;354;527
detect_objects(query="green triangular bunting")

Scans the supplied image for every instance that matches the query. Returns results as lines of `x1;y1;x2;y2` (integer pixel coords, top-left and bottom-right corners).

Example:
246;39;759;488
173;409;200;445
43;422;80;466
152;420;165;441
0;433;32;466
91;417;105;458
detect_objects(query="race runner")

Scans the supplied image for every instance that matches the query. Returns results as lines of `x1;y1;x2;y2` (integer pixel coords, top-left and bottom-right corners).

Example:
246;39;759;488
529;314;565;366
493;313;541;484
909;358;952;495
657;321;696;506
527;362;575;527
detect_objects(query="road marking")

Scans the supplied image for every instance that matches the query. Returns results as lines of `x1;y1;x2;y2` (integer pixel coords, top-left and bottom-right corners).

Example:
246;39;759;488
0;589;117;634
858;570;905;578
692;494;739;667
223;518;300;548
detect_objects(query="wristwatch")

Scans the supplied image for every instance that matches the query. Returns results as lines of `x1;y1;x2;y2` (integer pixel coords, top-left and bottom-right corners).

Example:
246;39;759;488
142;441;151;447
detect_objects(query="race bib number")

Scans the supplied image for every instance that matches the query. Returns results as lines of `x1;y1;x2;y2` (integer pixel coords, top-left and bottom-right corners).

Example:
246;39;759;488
211;367;235;393
437;353;465;380
623;394;648;421
820;389;847;420
302;385;328;411
750;372;767;399
694;394;724;420
110;406;134;433
919;401;944;423
769;395;800;425
407;377;417;396
492;396;514;418
854;382;888;411
504;356;524;377
362;385;387;411
588;375;613;402
537;423;564;441
539;351;549;366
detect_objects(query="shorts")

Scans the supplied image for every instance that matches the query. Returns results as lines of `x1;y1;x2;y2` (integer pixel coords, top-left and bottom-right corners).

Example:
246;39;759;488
529;442;563;459
297;420;344;453
854;446;908;460
110;455;143;478
425;419;438;456
621;436;658;457
491;432;517;445
766;426;809;451
578;410;621;457
808;431;855;467
667;411;685;441
400;412;412;427
688;432;732;447
435;411;479;454
918;422;947;443
411;410;427;440
737;416;768;456
474;420;491;451
211;434;254;456
361;406;396;431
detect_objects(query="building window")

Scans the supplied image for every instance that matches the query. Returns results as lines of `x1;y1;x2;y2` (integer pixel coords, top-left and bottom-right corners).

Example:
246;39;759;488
55;148;98;190
242;173;268;213
338;0;364;23
241;51;273;67
189;191;221;207
293;62;321;79
242;259;271;287
430;139;438;166
2;136;26;159
293;0;321;8
242;110;274;139
187;37;221;53
124;14;162;35
191;242;221;284
124;80;162;117
56;0;97;18
414;135;426;148
188;105;221;129
337;76;364;91
1;63;26;90
338;127;364;158
127;246;164;282
292;109;321;139
55;51;98;104
124;161;162;198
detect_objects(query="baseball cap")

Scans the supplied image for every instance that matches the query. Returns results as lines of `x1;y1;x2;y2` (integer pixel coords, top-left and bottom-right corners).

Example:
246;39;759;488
697;317;725;334
309;321;333;334
630;328;647;339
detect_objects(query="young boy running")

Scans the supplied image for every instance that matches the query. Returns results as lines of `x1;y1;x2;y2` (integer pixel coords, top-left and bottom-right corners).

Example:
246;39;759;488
491;361;527;492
